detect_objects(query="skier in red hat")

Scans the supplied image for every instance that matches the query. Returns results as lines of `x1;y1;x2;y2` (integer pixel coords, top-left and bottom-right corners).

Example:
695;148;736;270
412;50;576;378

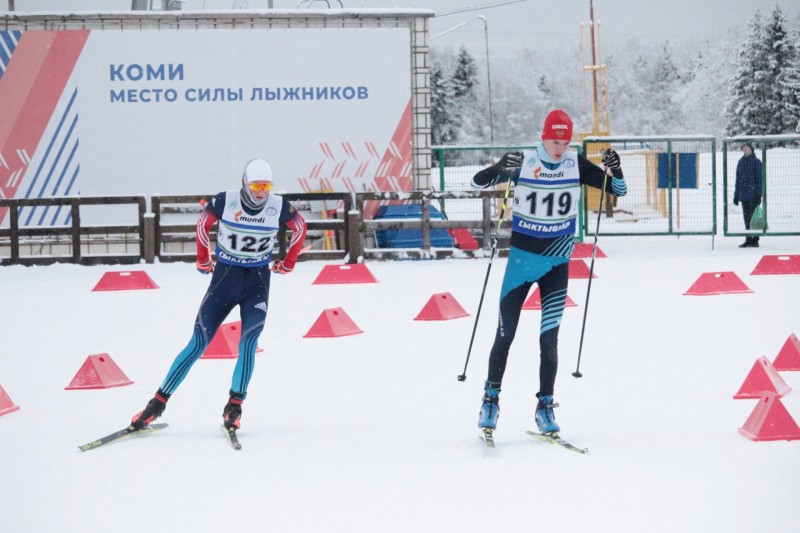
471;109;627;437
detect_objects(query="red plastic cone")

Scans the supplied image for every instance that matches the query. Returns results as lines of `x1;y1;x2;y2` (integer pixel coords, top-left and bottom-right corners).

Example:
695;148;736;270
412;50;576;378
522;287;577;310
312;264;378;285
414;292;470;321
739;393;800;441
683;271;752;296
571;242;606;259
201;321;264;359
773;333;800;371
0;384;20;416
750;254;800;275
568;259;597;279
303;308;363;338
92;270;159;291
733;356;791;399
65;353;134;390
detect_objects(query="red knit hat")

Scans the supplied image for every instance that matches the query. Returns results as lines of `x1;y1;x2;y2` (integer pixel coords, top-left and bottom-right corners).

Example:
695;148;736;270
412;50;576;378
541;109;573;141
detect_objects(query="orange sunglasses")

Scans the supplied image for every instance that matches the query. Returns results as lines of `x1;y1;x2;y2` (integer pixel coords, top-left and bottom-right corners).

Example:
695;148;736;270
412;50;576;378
248;182;273;193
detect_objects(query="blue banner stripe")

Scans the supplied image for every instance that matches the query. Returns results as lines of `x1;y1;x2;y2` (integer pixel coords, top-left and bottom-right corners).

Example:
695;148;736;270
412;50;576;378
0;31;21;78
27;112;78;225
42;138;80;226
22;88;78;225
50;163;80;226
1;30;20;49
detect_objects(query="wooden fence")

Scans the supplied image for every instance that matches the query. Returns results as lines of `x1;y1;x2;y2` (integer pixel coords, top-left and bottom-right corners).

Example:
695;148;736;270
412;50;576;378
0;191;508;266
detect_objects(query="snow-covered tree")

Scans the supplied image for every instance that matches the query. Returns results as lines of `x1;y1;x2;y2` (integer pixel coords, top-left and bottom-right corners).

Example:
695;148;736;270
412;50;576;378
451;46;479;101
726;11;774;135
450;46;485;143
430;62;459;145
766;6;800;134
673;31;739;136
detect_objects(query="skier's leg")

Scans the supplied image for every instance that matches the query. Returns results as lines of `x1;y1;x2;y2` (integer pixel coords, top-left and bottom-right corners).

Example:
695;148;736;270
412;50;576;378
535;260;569;397
229;267;270;400
534;260;569;433
159;265;238;395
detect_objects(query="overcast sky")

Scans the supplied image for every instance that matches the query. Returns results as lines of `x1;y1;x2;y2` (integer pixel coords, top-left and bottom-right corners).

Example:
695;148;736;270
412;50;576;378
4;0;800;58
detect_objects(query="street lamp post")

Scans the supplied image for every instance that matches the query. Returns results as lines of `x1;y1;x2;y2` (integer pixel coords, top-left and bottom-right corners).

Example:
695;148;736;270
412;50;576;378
431;15;495;145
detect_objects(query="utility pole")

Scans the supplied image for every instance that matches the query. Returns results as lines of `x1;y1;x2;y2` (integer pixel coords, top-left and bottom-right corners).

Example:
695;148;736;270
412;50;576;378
589;0;599;133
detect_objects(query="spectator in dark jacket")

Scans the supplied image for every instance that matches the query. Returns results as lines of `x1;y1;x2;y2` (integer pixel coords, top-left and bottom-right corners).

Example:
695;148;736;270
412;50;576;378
733;142;763;247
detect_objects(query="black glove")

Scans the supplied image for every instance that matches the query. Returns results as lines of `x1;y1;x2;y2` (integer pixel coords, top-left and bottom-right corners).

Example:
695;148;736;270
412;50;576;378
495;152;523;171
733;196;739;206
601;149;621;170
755;196;761;206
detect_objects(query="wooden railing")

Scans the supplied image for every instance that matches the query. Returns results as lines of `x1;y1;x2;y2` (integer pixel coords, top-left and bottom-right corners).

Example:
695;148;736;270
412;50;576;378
0;191;508;266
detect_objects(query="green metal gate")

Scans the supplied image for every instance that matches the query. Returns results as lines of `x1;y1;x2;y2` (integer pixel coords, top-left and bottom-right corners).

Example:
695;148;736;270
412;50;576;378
582;136;717;237
723;135;800;237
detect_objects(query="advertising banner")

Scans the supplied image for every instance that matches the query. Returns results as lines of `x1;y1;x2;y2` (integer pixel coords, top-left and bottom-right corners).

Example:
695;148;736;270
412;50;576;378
0;27;412;226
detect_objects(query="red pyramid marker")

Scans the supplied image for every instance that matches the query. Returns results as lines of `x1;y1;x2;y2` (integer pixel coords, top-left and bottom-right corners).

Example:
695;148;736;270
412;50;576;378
522;286;577;310
733;356;791;399
568;259;597;279
739;393;800;441
773;333;800;371
92;270;159;291
683;271;752;296
571;242;606;259
65;354;134;390
751;254;800;275
312;264;378;285
304;308;363;338
0;384;20;417
201;321;264;359
414;292;470;321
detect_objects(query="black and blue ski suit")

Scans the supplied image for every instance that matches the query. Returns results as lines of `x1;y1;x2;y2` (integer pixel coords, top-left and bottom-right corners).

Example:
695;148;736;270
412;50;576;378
471;144;626;396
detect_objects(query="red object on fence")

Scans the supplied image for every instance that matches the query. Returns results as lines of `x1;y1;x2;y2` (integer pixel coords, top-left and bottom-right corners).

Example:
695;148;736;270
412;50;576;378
449;229;480;251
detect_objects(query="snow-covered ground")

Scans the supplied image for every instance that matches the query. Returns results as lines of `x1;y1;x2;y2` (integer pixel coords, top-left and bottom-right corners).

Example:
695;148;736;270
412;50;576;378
1;235;799;532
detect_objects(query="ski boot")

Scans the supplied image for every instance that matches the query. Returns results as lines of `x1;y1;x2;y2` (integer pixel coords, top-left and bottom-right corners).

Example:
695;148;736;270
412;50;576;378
535;394;560;434
130;390;170;430
223;395;244;430
478;381;501;430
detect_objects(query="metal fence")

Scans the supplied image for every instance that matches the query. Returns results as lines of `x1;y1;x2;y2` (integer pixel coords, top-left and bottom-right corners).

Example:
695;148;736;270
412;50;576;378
723;135;800;237
582;136;717;237
434;137;718;240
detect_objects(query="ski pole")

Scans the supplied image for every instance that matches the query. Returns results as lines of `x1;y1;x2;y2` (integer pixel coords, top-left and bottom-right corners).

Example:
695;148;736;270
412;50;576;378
573;162;610;379
458;178;513;382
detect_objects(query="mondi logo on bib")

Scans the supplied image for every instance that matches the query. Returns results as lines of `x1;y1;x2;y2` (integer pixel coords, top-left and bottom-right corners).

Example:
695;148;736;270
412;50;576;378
234;210;265;223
